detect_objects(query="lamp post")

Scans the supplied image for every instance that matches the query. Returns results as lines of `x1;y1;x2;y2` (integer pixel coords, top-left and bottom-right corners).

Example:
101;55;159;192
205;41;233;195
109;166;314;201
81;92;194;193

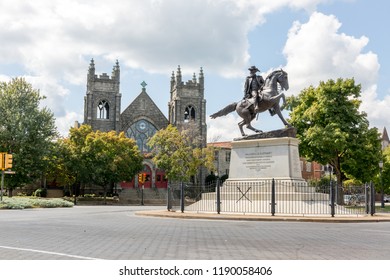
379;160;384;208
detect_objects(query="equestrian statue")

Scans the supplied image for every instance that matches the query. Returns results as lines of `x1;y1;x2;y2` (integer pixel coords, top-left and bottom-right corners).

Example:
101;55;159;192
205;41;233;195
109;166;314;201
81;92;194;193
210;66;291;136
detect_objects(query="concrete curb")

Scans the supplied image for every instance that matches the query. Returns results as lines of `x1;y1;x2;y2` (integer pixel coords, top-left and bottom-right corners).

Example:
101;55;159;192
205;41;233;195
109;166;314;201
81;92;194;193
135;210;390;223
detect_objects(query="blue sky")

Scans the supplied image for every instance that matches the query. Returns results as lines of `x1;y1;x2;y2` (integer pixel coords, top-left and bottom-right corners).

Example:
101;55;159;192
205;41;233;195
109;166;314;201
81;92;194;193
1;0;389;141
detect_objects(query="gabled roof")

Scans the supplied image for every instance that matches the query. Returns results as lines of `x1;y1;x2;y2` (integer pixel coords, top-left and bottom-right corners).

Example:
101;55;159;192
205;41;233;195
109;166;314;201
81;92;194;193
120;88;169;130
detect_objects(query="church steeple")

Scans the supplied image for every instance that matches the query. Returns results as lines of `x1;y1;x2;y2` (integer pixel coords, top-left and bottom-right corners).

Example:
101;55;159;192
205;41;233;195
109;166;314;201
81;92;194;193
112;59;120;81
199;67;204;89
88;58;95;80
176;65;182;85
382;127;389;150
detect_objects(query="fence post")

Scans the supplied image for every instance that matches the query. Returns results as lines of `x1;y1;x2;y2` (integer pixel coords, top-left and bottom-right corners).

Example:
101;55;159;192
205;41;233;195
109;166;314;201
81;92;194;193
141;184;144;206
180;182;185;213
167;183;172;211
216;178;221;214
271;178;276;216
330;180;335;217
365;183;369;214
370;181;375;216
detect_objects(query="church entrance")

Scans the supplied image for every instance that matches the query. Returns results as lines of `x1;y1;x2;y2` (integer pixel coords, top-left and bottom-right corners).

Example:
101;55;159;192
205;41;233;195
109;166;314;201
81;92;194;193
155;169;168;188
141;164;152;188
120;164;168;189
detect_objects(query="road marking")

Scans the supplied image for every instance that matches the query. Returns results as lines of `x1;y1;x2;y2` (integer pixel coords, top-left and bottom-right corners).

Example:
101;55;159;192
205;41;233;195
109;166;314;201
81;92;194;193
0;245;104;260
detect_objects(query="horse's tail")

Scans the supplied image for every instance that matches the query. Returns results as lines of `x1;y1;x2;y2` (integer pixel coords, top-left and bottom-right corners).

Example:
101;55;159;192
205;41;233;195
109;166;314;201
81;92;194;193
210;102;237;119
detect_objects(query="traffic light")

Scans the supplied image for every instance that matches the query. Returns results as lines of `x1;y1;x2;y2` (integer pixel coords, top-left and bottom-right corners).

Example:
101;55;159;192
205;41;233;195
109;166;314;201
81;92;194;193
5;154;13;169
0;153;4;170
138;173;146;184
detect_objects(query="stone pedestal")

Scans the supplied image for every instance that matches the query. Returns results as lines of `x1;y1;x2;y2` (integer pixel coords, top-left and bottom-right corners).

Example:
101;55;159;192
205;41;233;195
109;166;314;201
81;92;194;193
185;131;339;215
228;137;303;182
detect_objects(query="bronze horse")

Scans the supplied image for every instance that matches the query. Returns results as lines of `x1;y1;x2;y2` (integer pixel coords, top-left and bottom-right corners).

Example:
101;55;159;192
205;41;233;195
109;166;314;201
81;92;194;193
210;69;291;136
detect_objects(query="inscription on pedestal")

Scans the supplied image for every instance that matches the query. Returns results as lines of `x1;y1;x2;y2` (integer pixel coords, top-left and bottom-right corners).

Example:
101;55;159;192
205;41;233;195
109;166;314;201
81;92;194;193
243;151;275;172
229;137;303;180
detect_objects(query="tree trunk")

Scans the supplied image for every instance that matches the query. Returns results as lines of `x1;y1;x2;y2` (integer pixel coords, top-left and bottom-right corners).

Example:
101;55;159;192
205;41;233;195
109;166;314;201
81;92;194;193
103;185;108;205
334;159;345;205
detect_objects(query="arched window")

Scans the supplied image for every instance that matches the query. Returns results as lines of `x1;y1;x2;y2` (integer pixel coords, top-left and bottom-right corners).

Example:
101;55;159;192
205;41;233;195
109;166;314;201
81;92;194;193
126;119;157;153
97;100;109;119
184;105;195;122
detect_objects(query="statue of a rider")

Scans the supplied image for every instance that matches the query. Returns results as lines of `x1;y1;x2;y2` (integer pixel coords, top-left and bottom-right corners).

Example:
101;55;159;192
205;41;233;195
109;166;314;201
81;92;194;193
243;66;265;112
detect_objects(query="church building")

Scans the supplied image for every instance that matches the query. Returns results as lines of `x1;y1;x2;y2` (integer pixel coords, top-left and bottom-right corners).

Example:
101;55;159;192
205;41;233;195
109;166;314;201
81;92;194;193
83;59;207;190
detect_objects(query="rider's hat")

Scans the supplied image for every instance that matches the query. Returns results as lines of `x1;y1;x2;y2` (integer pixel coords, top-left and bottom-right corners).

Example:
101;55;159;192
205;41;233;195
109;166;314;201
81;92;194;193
248;66;260;72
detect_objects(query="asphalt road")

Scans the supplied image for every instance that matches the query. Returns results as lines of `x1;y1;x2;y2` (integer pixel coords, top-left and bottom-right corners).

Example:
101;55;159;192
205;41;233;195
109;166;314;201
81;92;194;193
0;206;389;260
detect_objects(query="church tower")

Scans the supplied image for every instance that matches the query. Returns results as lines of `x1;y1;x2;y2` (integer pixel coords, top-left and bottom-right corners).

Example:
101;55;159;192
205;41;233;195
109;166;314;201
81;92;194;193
83;59;121;132
168;66;207;148
168;66;207;184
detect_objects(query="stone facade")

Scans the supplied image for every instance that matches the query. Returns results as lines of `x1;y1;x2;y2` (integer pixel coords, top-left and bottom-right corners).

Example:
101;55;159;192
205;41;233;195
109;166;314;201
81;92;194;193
168;65;207;183
169;66;207;148
84;59;121;132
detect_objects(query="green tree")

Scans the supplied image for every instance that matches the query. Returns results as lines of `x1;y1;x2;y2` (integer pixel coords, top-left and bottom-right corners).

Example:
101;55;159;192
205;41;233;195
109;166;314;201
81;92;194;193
148;124;215;182
286;78;381;202
44;138;77;194
57;125;143;200
0;78;57;195
82;129;143;198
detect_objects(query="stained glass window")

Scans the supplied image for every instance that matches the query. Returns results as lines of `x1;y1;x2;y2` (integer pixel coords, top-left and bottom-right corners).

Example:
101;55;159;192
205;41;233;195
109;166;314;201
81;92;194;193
126;119;157;153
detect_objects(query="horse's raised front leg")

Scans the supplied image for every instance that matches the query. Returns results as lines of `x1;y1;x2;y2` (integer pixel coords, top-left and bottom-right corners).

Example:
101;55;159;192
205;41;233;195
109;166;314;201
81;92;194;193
280;93;287;110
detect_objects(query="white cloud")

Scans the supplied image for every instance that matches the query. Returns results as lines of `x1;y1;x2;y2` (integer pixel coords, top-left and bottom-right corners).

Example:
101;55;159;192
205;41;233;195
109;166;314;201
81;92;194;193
24;75;70;116
283;12;379;95
207;114;244;142
282;12;389;130
55;111;84;137
0;0;343;139
0;0;330;80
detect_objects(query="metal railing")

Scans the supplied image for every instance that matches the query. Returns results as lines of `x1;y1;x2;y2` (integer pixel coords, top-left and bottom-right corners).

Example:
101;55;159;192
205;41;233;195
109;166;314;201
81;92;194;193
167;180;377;217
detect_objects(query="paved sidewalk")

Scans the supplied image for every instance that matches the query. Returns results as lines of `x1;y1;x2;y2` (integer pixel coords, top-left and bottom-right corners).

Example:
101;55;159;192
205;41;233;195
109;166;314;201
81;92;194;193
136;209;390;223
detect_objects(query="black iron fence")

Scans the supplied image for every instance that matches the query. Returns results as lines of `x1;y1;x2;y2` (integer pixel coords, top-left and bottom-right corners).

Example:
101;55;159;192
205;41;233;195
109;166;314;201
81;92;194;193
167;180;377;217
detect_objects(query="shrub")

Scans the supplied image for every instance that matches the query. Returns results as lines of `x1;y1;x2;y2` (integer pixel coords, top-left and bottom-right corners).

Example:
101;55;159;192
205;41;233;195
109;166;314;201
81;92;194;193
0;197;73;209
